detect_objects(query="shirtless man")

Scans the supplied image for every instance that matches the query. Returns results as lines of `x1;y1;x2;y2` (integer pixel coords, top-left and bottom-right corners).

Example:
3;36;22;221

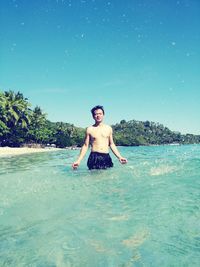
72;105;127;170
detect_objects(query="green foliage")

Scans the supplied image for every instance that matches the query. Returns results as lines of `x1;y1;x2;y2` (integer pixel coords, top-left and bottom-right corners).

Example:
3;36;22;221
27;106;51;144
0;90;31;128
0;90;32;146
0;120;9;137
0;89;200;147
112;120;200;146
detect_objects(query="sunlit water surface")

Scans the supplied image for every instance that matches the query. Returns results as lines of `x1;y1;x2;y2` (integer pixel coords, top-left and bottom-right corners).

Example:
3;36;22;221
0;145;200;267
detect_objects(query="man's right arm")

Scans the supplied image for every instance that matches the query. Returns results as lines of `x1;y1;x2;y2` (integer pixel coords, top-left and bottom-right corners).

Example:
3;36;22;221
72;128;90;169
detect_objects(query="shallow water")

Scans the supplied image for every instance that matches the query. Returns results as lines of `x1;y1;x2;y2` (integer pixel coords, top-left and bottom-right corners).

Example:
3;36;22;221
0;145;200;266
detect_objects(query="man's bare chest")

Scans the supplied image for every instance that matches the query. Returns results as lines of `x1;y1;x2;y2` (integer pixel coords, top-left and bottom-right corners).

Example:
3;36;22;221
90;127;110;140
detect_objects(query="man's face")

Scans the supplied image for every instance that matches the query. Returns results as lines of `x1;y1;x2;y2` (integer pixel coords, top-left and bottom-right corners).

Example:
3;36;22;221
93;109;104;123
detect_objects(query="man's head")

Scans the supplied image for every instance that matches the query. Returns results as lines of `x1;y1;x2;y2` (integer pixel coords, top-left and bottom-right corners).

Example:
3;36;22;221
91;105;105;123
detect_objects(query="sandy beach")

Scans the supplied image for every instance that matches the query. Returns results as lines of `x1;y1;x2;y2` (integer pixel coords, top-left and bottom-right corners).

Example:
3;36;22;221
0;147;62;157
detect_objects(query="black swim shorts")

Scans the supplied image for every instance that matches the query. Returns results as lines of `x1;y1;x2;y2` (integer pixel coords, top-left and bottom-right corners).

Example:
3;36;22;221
87;152;113;170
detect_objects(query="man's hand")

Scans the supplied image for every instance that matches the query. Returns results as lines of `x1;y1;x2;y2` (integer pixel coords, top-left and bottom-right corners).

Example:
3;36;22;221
119;157;128;164
72;161;80;169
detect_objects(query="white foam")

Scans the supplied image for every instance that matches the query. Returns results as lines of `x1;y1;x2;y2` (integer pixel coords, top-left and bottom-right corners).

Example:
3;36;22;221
150;165;177;176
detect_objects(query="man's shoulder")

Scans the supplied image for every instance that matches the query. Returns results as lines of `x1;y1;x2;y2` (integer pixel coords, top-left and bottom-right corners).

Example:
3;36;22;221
104;124;112;130
102;124;112;134
86;126;94;133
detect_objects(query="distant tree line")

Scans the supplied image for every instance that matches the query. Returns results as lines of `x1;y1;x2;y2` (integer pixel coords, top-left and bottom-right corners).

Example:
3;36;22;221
0;90;84;147
0;90;200;147
112;120;200;146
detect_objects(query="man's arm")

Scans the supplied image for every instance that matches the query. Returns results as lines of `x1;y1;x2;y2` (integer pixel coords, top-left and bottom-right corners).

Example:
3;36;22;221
109;127;127;164
72;128;90;169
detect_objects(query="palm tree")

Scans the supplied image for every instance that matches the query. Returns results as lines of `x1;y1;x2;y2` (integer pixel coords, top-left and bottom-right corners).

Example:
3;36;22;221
32;106;46;125
0;90;32;146
27;106;49;143
0;91;7;123
1;90;32;128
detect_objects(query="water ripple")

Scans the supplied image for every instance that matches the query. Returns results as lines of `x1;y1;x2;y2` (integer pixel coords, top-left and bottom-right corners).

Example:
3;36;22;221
0;145;200;266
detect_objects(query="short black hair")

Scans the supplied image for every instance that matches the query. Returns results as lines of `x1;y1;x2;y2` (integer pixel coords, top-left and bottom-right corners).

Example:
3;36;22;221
91;105;105;116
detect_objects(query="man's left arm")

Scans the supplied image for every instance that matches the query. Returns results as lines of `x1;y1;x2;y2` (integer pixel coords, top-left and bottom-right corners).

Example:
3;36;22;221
109;127;127;164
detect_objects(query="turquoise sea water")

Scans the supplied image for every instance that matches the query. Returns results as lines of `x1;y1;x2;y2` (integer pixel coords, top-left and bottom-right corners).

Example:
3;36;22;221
0;145;200;267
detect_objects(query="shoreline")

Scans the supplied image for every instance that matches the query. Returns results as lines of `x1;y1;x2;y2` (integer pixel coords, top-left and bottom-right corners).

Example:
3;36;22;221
0;147;62;157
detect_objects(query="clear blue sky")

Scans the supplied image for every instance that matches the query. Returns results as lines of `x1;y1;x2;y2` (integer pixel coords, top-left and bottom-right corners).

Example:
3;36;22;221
1;0;200;134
